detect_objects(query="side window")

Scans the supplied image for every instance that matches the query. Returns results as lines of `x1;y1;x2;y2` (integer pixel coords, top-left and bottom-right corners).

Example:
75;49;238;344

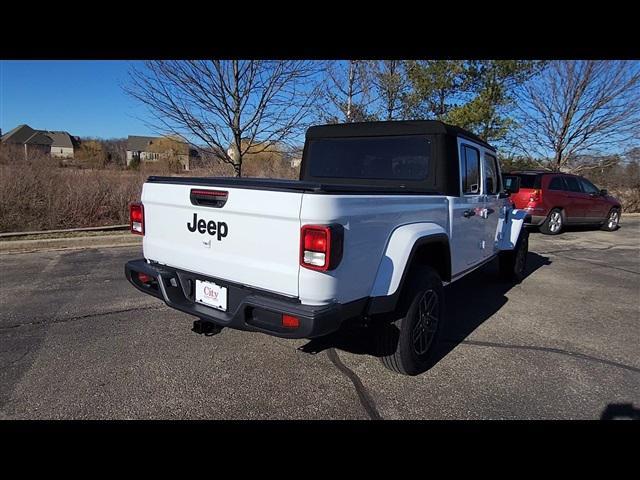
548;176;565;191
461;145;480;195
483;153;499;195
563;176;582;192
579;178;599;194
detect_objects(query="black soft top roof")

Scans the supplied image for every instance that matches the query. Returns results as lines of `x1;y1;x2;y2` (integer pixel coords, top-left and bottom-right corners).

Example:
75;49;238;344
305;120;495;151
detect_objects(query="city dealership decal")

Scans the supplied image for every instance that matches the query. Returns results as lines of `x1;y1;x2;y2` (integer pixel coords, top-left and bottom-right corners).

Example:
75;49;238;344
203;286;219;299
187;213;228;241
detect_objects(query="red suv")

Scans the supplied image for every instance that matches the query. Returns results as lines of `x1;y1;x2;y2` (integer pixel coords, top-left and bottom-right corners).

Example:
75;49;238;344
505;171;622;235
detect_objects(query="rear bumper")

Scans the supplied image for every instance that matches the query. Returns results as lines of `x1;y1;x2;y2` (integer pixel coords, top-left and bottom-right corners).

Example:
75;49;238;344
124;259;365;339
527;215;546;225
521;209;547;226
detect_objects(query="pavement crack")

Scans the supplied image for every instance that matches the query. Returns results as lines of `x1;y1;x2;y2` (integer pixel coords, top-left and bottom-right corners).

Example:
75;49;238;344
326;348;382;420
450;339;640;374
537;245;623;255
0;350;31;371
0;305;166;331
543;252;640;275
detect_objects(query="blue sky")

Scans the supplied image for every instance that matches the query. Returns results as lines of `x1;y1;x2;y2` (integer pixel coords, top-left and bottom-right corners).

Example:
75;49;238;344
0;61;156;139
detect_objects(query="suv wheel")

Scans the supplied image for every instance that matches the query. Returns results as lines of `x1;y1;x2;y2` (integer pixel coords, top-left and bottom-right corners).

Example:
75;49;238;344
540;208;563;235
499;229;529;283
377;266;444;376
601;208;620;231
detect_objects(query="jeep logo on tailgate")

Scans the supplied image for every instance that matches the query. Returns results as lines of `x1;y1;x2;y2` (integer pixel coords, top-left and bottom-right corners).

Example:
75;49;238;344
187;213;228;241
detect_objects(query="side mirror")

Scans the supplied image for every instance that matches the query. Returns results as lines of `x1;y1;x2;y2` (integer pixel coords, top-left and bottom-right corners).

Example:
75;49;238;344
600;189;608;196
502;175;520;195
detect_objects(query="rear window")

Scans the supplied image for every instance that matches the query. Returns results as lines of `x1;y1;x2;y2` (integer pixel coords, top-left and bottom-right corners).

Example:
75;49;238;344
306;135;432;181
512;174;542;189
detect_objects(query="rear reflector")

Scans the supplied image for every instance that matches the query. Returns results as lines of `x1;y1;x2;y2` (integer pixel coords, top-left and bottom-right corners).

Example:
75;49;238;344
130;203;144;235
282;314;300;329
138;272;153;284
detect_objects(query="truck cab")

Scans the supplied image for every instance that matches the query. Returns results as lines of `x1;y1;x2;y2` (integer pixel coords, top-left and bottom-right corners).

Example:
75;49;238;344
125;120;527;375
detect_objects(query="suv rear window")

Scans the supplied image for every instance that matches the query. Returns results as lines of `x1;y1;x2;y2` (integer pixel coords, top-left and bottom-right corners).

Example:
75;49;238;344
306;135;432;181
512;173;542;189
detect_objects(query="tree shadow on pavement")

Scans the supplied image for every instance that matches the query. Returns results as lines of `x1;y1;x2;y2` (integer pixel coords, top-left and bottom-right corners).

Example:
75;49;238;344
298;252;552;370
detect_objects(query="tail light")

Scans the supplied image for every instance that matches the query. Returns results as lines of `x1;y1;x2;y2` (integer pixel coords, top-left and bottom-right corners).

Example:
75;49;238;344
300;224;343;271
130;203;144;235
529;189;541;202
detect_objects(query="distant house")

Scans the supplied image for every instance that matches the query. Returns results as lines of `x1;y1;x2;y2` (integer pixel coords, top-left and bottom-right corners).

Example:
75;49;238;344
47;131;80;158
0;124;79;159
126;135;198;171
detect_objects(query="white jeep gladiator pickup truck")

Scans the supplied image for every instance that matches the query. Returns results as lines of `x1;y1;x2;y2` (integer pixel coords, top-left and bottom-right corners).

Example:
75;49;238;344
125;120;527;375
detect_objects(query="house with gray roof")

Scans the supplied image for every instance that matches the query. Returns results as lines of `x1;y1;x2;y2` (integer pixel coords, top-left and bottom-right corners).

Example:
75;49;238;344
47;131;80;158
126;135;197;171
1;124;79;159
126;136;160;164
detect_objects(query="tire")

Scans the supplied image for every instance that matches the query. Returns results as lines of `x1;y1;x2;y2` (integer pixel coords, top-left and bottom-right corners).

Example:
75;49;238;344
601;208;621;231
377;266;445;376
540;208;564;235
499;228;529;283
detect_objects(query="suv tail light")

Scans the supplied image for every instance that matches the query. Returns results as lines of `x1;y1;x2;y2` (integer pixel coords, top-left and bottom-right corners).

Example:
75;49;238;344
529;189;541;202
130;203;144;235
300;225;343;271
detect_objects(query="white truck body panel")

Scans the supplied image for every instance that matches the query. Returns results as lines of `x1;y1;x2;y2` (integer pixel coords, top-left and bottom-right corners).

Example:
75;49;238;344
297;195;448;305
449;194;487;273
141;182;303;297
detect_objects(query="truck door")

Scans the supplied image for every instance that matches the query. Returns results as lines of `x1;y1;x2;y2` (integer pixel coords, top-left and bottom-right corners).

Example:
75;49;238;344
481;151;503;259
450;142;486;275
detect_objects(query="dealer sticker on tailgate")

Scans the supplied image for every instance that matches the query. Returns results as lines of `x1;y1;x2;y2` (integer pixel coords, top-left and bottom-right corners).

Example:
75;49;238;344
195;280;228;311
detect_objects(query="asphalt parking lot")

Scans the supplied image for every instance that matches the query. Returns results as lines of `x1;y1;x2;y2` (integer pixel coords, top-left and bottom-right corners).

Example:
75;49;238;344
1;218;638;420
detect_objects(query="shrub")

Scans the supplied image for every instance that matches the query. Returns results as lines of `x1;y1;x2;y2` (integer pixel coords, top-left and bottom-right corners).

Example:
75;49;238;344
0;158;145;232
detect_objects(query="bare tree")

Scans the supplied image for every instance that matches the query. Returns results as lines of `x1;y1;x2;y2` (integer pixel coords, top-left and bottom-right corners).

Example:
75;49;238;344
514;61;640;173
319;60;375;123
126;60;321;177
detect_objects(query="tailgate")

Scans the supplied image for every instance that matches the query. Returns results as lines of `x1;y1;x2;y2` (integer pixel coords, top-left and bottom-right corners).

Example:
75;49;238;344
141;182;303;297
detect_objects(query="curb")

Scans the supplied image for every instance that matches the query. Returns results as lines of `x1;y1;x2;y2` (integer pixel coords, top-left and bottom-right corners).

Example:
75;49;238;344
0;234;142;254
0;224;129;239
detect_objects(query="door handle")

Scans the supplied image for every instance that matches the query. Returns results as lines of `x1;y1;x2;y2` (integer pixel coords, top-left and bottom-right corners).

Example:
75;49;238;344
463;209;476;218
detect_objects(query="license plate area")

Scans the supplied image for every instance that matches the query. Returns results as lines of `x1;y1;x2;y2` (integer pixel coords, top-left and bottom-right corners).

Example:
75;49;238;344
195;280;228;312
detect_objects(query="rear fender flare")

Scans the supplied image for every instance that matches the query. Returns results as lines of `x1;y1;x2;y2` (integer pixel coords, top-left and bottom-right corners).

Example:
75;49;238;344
496;208;527;251
369;223;449;299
